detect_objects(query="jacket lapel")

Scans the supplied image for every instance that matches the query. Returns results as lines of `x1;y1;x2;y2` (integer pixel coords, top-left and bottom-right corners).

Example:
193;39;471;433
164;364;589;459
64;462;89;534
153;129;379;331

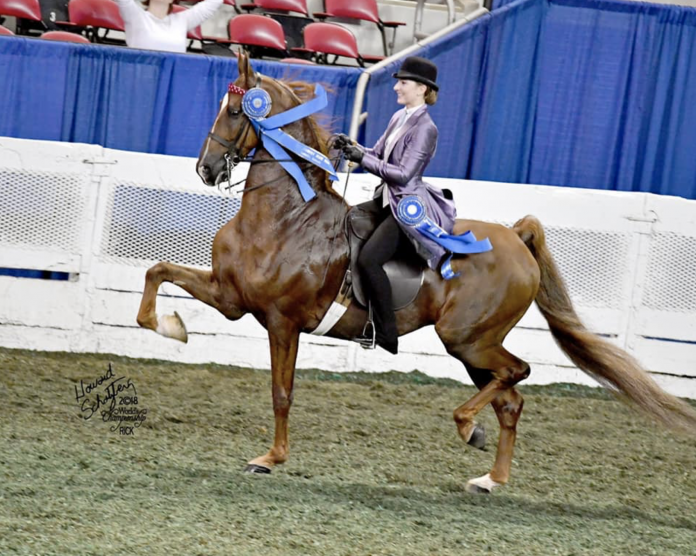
384;106;427;162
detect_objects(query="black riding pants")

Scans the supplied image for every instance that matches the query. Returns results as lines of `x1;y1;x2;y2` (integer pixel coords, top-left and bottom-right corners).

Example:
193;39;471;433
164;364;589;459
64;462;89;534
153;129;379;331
356;198;413;346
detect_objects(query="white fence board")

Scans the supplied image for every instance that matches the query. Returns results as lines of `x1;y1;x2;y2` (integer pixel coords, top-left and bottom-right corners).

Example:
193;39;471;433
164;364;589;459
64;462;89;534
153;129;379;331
0;277;84;329
2;137;696;400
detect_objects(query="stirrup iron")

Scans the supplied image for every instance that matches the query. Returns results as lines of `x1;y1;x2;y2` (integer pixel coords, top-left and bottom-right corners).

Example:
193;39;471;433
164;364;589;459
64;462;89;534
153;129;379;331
358;304;376;350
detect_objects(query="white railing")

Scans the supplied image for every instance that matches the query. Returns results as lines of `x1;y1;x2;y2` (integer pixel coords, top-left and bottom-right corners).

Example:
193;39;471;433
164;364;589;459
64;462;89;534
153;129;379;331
1;136;695;398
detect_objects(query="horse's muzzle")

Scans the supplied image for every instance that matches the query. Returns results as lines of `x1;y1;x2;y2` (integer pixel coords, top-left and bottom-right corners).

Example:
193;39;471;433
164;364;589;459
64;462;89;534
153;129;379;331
196;159;227;187
197;162;213;186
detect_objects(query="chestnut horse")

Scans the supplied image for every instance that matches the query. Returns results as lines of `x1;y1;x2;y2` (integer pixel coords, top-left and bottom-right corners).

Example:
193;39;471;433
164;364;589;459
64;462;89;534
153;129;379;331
137;54;696;493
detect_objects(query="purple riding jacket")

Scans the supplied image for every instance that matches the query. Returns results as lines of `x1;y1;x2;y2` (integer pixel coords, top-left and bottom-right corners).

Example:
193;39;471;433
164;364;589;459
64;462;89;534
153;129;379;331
360;105;457;270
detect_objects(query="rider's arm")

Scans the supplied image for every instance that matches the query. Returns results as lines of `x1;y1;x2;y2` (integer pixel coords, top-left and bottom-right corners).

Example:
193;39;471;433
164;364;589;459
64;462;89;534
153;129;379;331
114;0;144;25
361;123;437;186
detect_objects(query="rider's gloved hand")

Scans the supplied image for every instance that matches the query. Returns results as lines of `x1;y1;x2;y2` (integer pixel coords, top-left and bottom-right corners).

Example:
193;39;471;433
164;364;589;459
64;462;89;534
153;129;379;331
332;133;352;150
342;144;364;164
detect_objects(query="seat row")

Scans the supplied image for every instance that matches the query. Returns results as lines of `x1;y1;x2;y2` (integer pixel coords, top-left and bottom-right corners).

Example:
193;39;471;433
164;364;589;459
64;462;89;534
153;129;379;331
0;0;386;66
183;0;404;56
0;0;404;57
0;25;91;42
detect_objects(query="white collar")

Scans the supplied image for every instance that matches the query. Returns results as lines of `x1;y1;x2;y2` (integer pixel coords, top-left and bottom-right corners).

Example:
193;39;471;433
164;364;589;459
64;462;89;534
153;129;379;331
404;103;426;117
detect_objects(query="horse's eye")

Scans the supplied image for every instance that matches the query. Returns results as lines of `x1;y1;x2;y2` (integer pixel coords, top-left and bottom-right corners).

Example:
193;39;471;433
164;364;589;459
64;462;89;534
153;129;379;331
228;107;242;117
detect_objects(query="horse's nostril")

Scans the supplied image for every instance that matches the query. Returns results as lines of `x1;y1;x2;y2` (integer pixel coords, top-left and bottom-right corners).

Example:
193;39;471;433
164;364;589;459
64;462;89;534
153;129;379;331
197;163;215;186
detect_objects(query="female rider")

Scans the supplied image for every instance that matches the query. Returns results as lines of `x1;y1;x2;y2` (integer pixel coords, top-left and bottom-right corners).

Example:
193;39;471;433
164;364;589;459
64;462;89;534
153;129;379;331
335;56;456;355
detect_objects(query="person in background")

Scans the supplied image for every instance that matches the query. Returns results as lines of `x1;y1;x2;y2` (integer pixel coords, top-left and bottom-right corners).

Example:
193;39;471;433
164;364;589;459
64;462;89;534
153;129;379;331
334;56;455;355
115;0;222;53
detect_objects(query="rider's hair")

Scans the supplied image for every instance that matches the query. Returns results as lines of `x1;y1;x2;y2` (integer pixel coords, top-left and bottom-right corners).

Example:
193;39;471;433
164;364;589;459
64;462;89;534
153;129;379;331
425;87;438;106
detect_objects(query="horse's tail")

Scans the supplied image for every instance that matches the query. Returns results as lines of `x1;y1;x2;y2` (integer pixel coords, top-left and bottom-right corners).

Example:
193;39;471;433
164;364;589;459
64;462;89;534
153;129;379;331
513;215;696;435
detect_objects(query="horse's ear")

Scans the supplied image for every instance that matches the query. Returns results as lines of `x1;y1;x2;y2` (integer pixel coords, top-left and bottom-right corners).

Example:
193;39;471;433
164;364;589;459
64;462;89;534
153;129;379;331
237;52;253;89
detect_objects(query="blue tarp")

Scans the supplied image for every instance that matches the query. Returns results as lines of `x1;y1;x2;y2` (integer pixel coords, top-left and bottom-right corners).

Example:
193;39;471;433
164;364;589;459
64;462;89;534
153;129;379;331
363;0;696;199
2;0;696;198
0;38;360;157
530;0;696;196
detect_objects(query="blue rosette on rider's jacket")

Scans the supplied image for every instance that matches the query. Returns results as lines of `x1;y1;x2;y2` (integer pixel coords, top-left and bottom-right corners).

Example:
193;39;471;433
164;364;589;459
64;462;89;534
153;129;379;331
396;196;493;280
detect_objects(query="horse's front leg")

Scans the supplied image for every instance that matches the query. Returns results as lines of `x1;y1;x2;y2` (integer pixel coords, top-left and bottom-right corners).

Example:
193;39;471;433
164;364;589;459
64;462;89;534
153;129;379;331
245;320;300;474
137;261;221;342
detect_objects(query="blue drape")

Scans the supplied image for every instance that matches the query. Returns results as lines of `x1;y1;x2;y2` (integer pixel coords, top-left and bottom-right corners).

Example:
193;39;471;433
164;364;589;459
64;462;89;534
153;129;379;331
0;38;361;157
530;0;696;197
363;0;696;199
3;0;696;199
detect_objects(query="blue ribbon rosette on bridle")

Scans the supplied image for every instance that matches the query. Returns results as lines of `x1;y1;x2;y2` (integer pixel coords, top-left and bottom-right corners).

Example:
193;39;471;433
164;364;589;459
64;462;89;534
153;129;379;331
236;83;338;203
396;196;493;280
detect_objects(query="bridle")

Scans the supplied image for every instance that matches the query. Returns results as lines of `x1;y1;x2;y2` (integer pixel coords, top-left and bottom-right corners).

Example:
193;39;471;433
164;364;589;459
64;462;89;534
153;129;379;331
206;80;258;182
204;73;344;196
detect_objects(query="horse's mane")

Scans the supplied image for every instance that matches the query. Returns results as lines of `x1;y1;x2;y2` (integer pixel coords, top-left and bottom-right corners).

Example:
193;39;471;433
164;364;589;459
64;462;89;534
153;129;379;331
277;78;342;198
279;79;334;153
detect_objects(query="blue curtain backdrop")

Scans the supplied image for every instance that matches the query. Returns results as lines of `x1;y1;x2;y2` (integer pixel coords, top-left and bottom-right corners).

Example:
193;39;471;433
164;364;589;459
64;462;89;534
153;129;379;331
363;0;546;181
0;38;360;158
530;0;696;197
2;0;696;199
363;0;696;199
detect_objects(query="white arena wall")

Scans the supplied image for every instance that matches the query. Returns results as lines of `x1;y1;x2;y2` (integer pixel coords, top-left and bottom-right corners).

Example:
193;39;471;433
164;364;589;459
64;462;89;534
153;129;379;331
1;136;695;398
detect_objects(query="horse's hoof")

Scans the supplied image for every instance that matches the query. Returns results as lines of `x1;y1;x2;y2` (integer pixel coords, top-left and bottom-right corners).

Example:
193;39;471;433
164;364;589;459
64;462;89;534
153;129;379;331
156;311;188;343
465;473;502;495
244;464;272;474
467;424;486;450
465;482;492;495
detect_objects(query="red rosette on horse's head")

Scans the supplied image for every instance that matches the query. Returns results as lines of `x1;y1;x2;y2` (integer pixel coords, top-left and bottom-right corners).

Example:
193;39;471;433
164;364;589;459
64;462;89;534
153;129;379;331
228;84;247;96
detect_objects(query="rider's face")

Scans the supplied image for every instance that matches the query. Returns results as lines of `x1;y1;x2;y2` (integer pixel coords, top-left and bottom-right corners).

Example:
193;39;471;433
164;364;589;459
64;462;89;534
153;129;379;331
394;79;427;109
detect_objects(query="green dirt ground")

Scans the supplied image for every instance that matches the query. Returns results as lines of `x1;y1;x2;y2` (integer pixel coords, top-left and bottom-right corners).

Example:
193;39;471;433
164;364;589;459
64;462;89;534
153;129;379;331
1;348;695;556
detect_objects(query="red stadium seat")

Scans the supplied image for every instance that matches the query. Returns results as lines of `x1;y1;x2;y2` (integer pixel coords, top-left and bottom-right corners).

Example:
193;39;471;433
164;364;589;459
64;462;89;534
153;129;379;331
314;0;405;56
0;0;44;35
0;0;41;21
225;14;287;57
0;23;14;35
67;0;125;43
282;57;315;65
292;22;382;67
41;29;91;42
240;0;307;16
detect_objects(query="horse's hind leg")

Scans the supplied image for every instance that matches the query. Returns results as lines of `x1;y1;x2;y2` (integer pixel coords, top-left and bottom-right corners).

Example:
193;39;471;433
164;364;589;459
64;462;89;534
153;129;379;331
465;377;524;494
137;261;220;342
441;339;529;494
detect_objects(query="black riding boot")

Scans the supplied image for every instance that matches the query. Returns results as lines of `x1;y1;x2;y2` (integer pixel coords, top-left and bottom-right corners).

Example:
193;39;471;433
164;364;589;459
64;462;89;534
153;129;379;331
354;205;403;355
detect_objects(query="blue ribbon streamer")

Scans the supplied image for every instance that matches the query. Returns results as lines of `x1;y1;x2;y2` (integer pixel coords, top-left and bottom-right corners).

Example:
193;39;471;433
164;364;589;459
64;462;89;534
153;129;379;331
248;84;337;202
396;196;493;280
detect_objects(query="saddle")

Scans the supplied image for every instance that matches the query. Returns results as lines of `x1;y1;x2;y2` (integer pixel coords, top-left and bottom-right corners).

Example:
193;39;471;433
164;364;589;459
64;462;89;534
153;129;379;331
345;206;424;310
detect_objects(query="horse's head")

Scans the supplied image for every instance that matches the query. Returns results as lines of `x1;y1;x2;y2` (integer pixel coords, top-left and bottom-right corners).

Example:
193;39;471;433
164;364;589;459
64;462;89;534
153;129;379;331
197;53;314;187
196;54;258;186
